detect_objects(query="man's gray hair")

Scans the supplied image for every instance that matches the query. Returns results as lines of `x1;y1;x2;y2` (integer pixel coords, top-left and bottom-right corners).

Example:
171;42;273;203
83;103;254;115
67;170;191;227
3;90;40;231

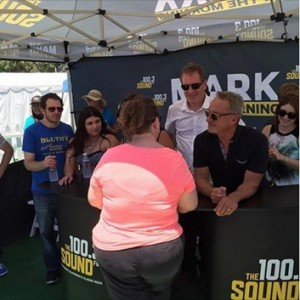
216;91;244;117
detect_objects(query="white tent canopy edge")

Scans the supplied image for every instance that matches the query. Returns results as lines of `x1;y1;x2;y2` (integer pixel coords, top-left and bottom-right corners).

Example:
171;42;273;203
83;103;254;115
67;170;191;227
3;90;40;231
0;0;298;62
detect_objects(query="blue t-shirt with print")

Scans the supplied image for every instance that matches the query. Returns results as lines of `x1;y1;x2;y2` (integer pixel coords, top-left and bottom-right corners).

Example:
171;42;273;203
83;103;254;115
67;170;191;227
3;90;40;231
22;121;73;194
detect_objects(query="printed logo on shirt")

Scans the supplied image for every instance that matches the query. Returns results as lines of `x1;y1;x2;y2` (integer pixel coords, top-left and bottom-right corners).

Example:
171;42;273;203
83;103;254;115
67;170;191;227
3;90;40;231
236;159;248;164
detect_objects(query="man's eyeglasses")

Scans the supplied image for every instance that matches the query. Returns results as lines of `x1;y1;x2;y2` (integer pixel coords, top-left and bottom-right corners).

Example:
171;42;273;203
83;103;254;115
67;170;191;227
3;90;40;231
181;83;202;91
47;107;63;113
278;109;297;120
205;109;235;121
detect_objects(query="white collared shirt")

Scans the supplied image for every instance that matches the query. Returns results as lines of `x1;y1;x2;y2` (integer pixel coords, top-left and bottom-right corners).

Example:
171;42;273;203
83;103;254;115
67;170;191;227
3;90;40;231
165;94;212;171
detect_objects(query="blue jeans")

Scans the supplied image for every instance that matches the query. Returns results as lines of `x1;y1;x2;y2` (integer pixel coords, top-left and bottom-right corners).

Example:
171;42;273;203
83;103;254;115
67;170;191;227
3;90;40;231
33;193;60;272
94;236;184;300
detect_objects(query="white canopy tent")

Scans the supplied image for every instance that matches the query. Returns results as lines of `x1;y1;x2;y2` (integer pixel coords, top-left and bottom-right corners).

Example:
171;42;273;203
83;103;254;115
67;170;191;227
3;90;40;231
0;0;298;161
0;72;72;161
0;0;298;62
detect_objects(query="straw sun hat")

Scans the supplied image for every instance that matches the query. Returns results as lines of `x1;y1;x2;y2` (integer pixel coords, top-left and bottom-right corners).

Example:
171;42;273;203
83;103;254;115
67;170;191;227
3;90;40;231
81;89;107;106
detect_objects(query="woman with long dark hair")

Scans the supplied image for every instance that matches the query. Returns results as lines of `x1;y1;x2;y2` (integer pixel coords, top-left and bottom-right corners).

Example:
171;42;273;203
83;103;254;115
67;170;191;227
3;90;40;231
59;106;119;185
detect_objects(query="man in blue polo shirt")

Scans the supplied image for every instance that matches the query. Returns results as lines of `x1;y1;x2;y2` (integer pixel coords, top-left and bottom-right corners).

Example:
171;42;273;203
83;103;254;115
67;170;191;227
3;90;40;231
194;91;268;216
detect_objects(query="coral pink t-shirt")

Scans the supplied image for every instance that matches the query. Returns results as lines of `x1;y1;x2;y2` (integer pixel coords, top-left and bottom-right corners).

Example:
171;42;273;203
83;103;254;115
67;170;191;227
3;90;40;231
90;144;195;251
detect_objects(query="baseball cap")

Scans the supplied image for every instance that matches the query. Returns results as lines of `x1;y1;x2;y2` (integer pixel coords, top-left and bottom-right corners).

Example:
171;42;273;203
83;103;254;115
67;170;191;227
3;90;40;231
81;89;107;106
31;95;41;105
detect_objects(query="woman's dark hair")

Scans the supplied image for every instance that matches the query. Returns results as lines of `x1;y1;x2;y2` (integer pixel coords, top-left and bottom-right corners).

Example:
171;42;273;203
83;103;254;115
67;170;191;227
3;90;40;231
272;94;299;131
68;106;109;157
118;94;159;137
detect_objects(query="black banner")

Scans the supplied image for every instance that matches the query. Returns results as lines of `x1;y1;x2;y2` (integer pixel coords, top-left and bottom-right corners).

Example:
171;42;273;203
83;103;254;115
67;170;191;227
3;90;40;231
69;41;299;130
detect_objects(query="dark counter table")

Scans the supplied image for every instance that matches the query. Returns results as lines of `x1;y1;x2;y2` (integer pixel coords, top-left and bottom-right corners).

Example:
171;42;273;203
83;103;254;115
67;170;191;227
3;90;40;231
41;178;299;300
42;177;108;300
195;186;299;300
1;160;33;247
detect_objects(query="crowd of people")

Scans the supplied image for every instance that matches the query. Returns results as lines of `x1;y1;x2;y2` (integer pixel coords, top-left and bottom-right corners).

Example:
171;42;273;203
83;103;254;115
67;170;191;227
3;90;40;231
0;63;298;300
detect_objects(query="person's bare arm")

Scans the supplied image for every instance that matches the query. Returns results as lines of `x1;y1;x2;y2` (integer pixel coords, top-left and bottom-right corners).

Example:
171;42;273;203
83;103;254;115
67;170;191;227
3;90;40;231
269;146;299;171
168;133;176;148
261;124;271;138
88;184;103;210
59;147;76;185
158;130;175;149
177;188;198;213
214;170;264;216
0;141;13;178
194;166;227;204
23;152;55;171
194;166;212;196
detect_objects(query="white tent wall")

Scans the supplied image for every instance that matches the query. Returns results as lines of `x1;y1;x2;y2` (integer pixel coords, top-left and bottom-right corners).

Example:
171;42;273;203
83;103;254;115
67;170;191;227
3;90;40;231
0;73;72;161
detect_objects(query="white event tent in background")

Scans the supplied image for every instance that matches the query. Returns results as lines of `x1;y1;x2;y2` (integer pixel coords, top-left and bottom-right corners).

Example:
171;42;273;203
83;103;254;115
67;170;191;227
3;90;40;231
0;72;73;161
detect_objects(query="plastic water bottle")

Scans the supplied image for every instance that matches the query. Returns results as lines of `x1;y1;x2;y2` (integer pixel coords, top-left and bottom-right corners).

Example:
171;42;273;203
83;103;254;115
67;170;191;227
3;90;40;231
49;167;59;182
82;153;92;178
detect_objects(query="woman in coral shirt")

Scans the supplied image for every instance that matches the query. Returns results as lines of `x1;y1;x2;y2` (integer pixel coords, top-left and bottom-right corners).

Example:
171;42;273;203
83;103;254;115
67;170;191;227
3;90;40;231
88;94;198;300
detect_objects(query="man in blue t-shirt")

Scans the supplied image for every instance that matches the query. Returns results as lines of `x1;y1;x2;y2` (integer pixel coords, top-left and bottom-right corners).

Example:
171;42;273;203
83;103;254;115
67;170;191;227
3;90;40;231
81;89;117;132
22;93;73;285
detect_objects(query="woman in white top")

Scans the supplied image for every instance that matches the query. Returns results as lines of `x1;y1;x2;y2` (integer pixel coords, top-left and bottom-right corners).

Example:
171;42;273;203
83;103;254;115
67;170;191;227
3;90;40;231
262;94;299;186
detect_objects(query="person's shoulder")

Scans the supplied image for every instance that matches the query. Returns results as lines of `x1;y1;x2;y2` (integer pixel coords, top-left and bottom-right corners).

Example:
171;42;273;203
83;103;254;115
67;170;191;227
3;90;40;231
24;116;34;123
194;130;210;146
241;126;268;142
23;116;35;130
103;107;115;117
105;133;120;145
205;94;212;104
168;99;185;110
59;121;73;130
241;125;263;134
195;129;210;140
26;120;41;131
159;147;185;162
261;124;272;137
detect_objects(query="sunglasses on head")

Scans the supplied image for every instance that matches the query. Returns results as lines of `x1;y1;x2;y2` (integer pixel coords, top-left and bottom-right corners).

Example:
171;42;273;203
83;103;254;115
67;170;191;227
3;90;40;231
181;82;202;91
205;109;235;121
47;106;63;113
278;109;297;119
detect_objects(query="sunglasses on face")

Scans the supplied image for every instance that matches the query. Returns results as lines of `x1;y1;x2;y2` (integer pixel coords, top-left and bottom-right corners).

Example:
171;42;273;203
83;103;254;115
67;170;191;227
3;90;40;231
205;109;235;121
47;106;63;113
278;109;297;119
181;82;202;91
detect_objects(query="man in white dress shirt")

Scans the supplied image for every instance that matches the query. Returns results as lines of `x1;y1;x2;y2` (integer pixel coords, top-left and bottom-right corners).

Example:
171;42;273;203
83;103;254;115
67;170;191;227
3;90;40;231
165;62;210;287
